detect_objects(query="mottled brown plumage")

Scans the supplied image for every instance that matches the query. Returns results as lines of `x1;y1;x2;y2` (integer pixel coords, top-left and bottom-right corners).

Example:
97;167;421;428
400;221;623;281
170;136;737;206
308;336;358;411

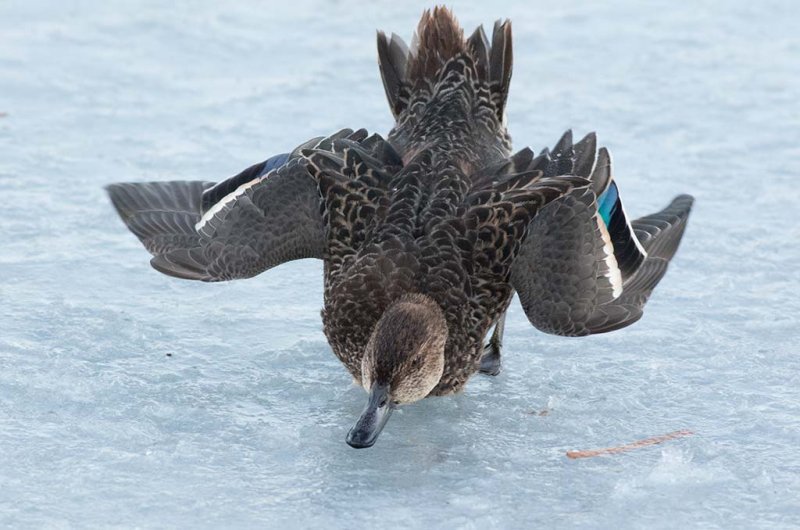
311;139;585;396
106;8;693;448
407;7;466;83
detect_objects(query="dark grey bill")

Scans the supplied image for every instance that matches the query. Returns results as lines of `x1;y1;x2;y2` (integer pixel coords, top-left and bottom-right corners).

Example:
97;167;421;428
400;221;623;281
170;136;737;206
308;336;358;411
346;384;394;449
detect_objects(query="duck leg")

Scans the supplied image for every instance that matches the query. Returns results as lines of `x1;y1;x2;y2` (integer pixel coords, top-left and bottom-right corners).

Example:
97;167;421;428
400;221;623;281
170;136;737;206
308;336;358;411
479;312;506;376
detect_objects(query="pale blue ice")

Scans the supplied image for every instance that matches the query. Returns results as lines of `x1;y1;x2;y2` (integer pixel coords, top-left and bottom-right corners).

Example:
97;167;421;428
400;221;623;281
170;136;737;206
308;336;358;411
1;0;799;527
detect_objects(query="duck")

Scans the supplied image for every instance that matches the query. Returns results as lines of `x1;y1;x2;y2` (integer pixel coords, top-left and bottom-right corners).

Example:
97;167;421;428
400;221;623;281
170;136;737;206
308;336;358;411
106;7;694;449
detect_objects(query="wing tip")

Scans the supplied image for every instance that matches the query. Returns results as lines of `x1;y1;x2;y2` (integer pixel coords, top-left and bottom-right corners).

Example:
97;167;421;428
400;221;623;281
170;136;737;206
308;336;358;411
669;194;695;214
104;182;136;217
150;254;212;282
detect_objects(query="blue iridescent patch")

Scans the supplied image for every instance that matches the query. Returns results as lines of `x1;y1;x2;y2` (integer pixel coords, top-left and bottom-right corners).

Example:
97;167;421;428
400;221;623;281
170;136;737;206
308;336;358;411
597;181;619;226
258;153;290;177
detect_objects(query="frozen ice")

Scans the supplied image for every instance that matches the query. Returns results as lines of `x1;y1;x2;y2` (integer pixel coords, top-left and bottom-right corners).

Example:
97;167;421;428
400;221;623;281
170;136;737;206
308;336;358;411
1;0;799;527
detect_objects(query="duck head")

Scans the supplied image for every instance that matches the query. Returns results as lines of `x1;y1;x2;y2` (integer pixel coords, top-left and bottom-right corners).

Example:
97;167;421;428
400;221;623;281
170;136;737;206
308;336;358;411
346;294;448;448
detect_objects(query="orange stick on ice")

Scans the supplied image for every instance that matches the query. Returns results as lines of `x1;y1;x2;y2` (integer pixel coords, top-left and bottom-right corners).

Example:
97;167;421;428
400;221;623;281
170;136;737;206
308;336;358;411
566;429;694;459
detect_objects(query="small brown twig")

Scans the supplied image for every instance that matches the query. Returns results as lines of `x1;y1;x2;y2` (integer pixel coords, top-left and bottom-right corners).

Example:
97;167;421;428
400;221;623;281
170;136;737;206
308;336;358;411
566;429;694;459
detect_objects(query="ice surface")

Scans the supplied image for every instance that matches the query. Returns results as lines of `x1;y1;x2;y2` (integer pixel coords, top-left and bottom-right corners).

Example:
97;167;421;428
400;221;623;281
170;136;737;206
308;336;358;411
1;0;799;527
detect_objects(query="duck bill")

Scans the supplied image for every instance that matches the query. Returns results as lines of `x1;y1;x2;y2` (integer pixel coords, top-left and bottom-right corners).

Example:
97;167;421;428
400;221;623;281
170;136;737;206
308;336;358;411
346;383;394;449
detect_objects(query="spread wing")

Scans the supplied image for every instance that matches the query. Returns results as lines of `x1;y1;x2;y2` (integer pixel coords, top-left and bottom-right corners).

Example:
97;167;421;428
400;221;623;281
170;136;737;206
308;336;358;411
106;129;382;282
509;130;694;336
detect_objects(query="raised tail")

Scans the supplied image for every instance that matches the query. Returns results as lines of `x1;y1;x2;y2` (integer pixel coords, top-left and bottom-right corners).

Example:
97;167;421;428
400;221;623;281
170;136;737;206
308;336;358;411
378;7;511;121
377;7;513;161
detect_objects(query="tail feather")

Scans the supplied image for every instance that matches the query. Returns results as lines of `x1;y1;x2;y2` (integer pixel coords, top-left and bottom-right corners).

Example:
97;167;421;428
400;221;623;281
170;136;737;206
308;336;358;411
377;31;410;118
377;8;513;122
466;25;490;77
407;7;465;82
488;19;512;121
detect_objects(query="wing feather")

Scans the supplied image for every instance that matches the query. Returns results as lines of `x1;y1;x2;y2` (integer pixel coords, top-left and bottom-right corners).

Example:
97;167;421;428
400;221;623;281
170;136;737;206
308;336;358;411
510;132;694;335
